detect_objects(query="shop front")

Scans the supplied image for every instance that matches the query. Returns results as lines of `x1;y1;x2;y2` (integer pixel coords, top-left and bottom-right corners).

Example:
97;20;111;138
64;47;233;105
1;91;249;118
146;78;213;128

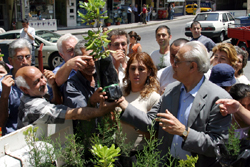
14;0;57;30
157;0;185;19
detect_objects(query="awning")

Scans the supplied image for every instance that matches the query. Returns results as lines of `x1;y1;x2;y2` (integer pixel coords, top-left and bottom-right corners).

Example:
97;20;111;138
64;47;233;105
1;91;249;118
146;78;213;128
167;0;185;2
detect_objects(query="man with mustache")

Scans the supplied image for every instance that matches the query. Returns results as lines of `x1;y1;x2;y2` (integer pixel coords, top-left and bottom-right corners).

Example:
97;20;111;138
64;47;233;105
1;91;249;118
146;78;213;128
0;38;32;135
15;66;122;129
150;25;172;71
107;30;129;84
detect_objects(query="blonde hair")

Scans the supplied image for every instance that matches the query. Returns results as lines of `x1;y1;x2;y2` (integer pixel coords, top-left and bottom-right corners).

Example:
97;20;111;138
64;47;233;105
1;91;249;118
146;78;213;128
212;43;238;67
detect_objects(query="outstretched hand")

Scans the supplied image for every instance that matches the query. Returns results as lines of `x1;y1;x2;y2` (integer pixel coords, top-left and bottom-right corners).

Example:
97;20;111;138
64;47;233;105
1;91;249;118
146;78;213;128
98;96;124;116
156;109;185;136
216;99;241;116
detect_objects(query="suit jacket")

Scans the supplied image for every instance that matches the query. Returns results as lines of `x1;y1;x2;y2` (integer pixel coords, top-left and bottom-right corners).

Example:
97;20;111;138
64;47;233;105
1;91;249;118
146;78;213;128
120;78;232;167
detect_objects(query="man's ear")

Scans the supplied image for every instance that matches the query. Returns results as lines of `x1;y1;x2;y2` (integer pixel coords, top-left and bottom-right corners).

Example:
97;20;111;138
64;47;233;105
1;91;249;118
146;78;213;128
59;52;64;60
20;86;29;94
190;62;198;72
8;57;13;66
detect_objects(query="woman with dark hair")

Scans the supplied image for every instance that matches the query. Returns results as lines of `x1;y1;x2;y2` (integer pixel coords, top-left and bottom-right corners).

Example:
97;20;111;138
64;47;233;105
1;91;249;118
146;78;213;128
118;52;160;165
0;61;9;78
234;46;250;84
229;83;250;139
128;31;142;58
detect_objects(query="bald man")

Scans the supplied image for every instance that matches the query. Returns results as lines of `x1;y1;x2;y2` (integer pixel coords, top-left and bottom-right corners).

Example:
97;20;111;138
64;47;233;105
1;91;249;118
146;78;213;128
15;66;122;129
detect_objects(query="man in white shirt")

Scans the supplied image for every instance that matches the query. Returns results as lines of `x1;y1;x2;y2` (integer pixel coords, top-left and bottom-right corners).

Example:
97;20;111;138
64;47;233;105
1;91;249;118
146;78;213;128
107;30;129;85
20;18;35;66
158;38;189;94
150;25;172;70
127;4;133;24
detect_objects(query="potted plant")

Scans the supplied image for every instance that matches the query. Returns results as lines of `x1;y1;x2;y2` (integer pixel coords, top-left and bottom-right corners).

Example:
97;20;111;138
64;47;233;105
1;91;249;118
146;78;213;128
104;18;112;26
115;17;122;25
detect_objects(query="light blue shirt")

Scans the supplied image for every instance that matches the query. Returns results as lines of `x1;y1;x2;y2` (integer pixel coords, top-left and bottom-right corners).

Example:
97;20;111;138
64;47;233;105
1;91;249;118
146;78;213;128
170;76;205;159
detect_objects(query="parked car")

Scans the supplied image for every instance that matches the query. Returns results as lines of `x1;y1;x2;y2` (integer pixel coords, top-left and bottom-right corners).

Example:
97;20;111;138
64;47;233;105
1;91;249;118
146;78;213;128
185;11;235;42
186;4;212;15
0;29;63;69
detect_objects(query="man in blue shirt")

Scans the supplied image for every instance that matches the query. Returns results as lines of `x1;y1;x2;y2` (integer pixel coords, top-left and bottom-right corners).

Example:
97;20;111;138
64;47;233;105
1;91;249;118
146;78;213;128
0;38;32;135
190;21;215;52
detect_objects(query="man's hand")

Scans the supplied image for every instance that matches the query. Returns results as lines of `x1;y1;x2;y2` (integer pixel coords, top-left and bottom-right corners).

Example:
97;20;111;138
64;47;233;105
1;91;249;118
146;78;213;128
216;99;241;116
111;50;126;62
1;75;14;98
44;69;56;87
24;27;28;33
98;96;124;115
156;109;185;136
89;87;106;106
66;55;92;71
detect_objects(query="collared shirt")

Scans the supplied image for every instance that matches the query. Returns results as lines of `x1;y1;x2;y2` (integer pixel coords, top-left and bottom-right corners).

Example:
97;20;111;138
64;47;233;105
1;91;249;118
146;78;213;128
63;70;97;108
133;6;138;12
20;26;35;44
0;68;23;135
170;76;205;159
127;6;132;13
49;61;77;98
17;94;68;129
63;70;98;136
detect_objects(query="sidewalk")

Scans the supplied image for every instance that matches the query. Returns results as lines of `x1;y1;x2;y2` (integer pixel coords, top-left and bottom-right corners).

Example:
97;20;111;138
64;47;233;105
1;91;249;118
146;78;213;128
55;15;195;35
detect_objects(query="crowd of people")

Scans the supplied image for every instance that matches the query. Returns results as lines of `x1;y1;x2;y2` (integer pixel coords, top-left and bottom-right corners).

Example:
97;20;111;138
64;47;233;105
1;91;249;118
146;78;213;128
1;20;250;166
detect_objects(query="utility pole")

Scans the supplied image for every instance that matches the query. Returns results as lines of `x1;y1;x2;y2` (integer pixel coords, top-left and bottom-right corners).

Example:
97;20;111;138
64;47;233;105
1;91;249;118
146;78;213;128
197;0;201;14
248;0;250;15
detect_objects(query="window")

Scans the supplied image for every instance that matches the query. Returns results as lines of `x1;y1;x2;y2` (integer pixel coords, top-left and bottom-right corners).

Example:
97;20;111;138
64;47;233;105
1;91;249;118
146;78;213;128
227;13;235;21
222;13;228;22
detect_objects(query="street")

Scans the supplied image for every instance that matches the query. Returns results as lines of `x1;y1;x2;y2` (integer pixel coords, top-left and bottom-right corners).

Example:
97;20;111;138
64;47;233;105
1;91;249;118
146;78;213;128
75;16;250;80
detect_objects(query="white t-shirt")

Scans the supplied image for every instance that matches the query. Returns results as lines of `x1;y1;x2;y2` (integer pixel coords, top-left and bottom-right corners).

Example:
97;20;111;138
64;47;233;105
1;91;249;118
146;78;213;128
159;66;211;94
159;66;176;94
150;49;171;70
236;75;250;85
20;26;35;44
121;91;160;150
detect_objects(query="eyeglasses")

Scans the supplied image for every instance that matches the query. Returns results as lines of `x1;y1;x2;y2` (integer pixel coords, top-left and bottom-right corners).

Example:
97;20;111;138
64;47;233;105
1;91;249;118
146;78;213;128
14;55;31;61
174;59;192;66
111;42;127;47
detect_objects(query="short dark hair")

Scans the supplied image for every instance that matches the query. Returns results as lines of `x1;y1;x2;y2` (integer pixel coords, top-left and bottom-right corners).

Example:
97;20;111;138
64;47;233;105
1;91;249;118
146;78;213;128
191;21;201;28
170;38;189;47
21;18;29;24
229;83;250;101
0;61;10;73
155;25;171;36
107;30;129;45
234;46;249;76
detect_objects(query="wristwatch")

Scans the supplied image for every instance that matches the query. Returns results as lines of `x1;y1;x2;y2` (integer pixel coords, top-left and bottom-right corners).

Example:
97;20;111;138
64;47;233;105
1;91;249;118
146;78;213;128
181;126;189;140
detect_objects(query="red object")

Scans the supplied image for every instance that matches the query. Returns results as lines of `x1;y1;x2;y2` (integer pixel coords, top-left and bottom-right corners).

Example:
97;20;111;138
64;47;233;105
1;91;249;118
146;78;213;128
0;127;2;137
158;10;167;19
38;43;44;72
228;25;250;49
143;7;147;14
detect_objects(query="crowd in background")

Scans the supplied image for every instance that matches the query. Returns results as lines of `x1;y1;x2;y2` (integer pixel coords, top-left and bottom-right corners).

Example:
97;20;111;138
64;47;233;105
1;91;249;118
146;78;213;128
0;19;250;166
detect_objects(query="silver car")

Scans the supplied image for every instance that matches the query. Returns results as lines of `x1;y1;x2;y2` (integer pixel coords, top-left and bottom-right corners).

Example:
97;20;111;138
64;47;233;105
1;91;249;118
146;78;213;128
0;29;63;69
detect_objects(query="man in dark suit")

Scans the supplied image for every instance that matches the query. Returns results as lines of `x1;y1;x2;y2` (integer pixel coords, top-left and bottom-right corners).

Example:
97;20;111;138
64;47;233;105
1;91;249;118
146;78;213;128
118;41;232;167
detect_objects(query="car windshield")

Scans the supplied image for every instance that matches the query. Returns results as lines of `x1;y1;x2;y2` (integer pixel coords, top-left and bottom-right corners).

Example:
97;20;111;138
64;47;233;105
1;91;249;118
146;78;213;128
35;31;61;43
194;13;219;21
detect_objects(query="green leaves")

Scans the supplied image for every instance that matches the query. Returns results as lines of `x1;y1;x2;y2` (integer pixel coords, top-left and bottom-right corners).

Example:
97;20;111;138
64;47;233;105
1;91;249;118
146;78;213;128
79;0;112;59
178;155;198;167
91;144;121;167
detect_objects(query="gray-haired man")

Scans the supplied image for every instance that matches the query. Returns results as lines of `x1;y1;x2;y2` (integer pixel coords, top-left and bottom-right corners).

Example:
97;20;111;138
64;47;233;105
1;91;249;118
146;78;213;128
0;38;32;135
